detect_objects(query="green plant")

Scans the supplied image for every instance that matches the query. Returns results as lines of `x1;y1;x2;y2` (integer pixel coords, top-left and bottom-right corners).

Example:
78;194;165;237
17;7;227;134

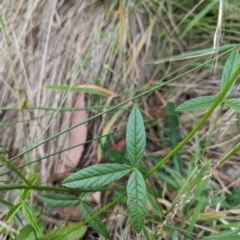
1;0;240;239
176;49;240;112
39;106;147;237
2;47;240;239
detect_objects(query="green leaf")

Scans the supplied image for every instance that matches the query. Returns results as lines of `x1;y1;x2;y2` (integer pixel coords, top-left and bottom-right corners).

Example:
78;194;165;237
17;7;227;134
37;194;80;207
22;173;39;201
187;198;204;233
62;163;132;189
127;169;147;233
142;226;152;240
225;98;240;112
175;96;217;112
221;49;240;97
172;230;179;240
203;228;240;240
80;201;110;239
16;224;36;240
126;106;146;166
180;0;218;39
16;222;43;240
147;191;164;217
165;102;182;172
38;223;87;240
5;202;23;222
22;202;40;234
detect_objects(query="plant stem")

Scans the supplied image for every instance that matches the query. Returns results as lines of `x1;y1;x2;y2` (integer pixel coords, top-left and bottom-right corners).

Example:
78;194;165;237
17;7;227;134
0;184;108;193
6;47;234;166
144;60;240;179
69;47;240;231
55;192;126;240
0;155;30;186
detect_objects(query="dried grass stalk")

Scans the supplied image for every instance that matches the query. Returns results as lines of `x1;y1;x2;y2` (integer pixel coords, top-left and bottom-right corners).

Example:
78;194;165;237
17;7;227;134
0;0;155;183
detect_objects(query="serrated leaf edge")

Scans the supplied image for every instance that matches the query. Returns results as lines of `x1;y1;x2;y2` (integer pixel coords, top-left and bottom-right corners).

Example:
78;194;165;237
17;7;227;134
127;169;147;233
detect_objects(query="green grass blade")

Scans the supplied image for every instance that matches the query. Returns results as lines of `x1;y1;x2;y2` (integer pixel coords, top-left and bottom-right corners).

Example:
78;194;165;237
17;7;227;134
202;228;240;240
186;190;205;232
147;190;164;217
149;45;235;65
80;201;110;239
6;48;234;168
165;102;182;172
142;226;152;240
180;0;219;39
0;155;30;186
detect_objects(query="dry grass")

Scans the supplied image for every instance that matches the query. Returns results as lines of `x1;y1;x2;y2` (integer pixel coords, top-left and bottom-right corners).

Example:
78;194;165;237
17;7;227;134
0;0;156;183
1;0;240;239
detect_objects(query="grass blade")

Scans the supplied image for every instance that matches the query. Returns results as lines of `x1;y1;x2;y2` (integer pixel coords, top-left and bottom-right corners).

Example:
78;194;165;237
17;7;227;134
45;84;117;97
165;102;182;172
180;0;219;39
80;201;110;239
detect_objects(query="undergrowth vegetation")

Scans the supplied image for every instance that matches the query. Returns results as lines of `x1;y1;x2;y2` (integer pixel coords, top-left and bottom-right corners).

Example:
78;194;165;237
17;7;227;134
1;0;240;239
